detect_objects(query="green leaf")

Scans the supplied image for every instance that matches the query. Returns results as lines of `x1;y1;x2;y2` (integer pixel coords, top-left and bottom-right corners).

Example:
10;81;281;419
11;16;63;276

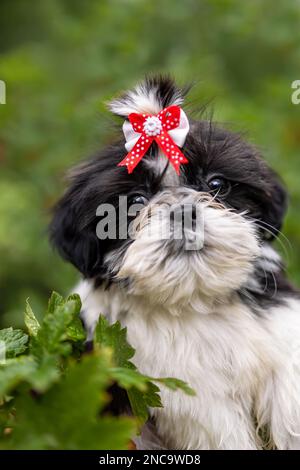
31;294;83;358
27;355;60;392
65;293;82;314
110;367;149;391
25;293;85;392
47;291;64;315
94;316;135;368
94;316;163;424
128;382;163;425
5;355;136;450
64;294;85;342
0;293;85;396
24;299;40;337
154;377;196;396
0;328;28;359
66;316;86;343
0;356;36;397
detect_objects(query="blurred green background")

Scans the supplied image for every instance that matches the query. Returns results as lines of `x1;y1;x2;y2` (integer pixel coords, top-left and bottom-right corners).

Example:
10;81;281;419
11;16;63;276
0;0;299;327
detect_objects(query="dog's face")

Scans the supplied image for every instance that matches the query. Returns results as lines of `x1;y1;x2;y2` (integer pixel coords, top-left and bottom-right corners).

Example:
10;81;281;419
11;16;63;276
50;77;288;310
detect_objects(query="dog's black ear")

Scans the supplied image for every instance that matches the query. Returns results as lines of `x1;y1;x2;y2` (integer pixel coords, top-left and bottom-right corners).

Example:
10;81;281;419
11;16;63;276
49;185;103;278
260;169;288;240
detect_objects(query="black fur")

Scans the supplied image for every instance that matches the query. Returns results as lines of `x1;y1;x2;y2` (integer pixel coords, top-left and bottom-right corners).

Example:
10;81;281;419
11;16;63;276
239;260;299;310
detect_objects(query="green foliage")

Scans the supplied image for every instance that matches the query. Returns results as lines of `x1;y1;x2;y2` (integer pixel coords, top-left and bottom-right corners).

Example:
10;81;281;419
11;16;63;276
0;328;28;358
6;356;133;450
0;293;194;449
24;300;40;337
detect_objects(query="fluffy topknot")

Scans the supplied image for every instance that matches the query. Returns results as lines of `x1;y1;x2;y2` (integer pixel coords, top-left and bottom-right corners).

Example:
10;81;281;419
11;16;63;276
108;75;188;117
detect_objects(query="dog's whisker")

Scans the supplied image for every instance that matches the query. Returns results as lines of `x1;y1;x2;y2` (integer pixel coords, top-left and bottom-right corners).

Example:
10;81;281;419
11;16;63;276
252;218;293;253
255;222;291;264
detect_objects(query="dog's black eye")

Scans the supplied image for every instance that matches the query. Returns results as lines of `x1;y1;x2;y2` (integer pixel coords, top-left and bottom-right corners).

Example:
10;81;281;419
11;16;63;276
207;177;231;197
129;194;148;206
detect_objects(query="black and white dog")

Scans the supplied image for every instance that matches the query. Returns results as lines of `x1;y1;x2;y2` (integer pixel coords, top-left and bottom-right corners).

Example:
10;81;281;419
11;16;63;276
50;76;300;450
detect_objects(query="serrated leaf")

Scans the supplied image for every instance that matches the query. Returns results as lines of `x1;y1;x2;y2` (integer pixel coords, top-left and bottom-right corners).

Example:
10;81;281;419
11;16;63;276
64;294;84;342
0;328;28;359
110;367;149;391
128;382;163;425
66;316;86;342
25;293;85;391
47;291;64;315
154;377;196;396
141;381;163;408
32;295;83;358
66;293;82;314
24;299;40;337
94;316;135;368
5;355;136;450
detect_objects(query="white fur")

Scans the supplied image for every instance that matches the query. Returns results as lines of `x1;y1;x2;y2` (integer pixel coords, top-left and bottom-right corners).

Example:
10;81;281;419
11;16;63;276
109;82;183;117
77;280;300;450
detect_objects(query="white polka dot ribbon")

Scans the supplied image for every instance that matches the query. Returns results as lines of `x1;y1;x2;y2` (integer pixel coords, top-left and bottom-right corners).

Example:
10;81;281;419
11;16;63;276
119;105;190;174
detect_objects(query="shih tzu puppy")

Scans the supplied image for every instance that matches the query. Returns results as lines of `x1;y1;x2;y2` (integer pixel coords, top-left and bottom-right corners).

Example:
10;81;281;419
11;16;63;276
50;75;300;450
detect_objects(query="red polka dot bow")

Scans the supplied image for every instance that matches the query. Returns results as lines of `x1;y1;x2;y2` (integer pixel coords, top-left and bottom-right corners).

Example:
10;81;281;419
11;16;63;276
119;105;190;174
